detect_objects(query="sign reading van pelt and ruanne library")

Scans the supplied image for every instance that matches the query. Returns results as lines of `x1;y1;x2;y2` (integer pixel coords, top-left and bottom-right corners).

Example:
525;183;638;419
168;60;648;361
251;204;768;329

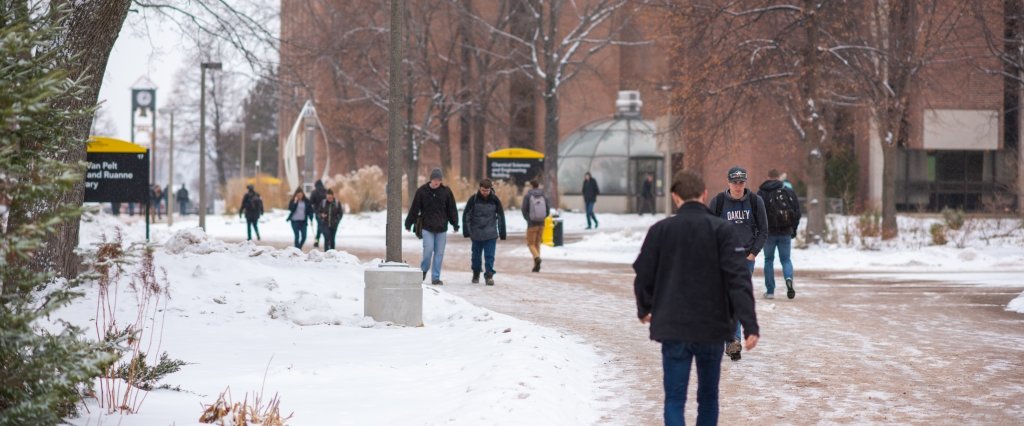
84;136;149;203
486;148;544;187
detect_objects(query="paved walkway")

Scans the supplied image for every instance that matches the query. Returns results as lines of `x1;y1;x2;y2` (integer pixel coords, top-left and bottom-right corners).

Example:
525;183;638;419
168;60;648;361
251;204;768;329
233;233;1024;424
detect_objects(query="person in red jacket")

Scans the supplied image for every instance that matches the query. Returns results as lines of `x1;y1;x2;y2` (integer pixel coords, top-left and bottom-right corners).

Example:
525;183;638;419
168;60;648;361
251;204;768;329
634;170;759;426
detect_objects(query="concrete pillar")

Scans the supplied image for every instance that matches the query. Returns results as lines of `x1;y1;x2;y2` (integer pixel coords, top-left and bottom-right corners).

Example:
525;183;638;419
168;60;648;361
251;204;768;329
364;262;423;326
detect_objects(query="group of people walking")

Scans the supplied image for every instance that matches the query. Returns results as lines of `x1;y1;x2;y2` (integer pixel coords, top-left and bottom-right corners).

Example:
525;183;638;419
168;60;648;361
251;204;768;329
239;180;344;250
404;168;550;286
634;165;802;425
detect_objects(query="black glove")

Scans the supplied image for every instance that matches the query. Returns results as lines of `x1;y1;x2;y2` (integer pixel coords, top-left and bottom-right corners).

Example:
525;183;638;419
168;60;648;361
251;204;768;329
405;223;412;232
453;225;460;233
500;235;506;241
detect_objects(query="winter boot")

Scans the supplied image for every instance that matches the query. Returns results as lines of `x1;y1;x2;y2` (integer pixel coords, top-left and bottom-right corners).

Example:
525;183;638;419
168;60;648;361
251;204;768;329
431;279;444;286
726;340;742;361
313;239;319;248
484;273;494;286
422;271;427;282
785;278;795;299
532;257;541;273
472;271;480;284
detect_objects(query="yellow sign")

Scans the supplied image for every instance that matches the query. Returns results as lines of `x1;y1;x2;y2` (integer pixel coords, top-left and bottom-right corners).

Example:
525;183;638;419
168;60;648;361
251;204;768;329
87;136;148;154
487;148;544;159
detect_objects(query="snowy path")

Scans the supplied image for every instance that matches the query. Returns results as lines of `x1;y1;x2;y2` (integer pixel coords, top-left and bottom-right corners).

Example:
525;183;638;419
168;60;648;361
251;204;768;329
231;231;1024;424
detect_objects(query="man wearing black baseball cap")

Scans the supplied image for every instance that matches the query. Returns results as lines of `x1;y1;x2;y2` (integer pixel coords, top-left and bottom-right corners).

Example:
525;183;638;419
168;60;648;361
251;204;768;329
710;165;767;362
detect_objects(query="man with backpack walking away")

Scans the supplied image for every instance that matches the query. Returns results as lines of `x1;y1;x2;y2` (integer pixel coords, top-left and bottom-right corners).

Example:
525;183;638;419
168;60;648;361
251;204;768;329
463;179;506;285
309;180;327;248
710;166;767;362
758;169;802;300
634;170;759;426
239;184;264;241
318;189;344;251
521;179;550;272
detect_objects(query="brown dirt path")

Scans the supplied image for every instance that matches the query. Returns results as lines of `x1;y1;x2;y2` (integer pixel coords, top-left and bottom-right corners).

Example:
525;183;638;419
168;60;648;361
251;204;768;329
229;233;1024;424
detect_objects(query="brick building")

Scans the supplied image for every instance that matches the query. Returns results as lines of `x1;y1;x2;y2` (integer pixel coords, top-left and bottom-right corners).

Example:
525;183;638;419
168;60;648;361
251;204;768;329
279;1;1022;213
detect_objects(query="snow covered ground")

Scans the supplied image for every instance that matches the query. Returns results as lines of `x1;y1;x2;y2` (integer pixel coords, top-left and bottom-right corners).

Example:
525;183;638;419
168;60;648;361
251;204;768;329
68;213;612;425
62;206;1024;424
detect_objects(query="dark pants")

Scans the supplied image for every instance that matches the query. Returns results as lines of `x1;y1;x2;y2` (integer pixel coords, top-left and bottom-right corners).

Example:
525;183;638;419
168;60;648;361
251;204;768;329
291;220;307;248
179;201;187;215
246;217;261;240
662;340;725;426
314;219;324;243
585;201;598;228
470;238;497;276
640;195;655;215
323;225;338;250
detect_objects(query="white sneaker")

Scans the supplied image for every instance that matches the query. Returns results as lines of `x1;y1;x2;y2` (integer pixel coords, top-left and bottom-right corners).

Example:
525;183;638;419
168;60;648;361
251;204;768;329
764;293;775;299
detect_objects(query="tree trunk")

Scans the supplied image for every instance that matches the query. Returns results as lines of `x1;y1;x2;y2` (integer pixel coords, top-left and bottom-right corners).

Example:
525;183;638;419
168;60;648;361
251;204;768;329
543;85;560;208
458;0;473;179
438;114;452;174
472;104;487;180
801;0;827;244
211;76;228;196
804;153;827;243
12;1;133;278
881;142;899;238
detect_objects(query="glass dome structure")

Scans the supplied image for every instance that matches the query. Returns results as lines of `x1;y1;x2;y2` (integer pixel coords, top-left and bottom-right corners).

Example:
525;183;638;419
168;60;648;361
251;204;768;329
558;116;663;195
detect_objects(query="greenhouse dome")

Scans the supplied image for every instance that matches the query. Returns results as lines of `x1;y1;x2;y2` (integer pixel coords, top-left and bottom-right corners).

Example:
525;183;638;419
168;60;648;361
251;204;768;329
558;91;664;198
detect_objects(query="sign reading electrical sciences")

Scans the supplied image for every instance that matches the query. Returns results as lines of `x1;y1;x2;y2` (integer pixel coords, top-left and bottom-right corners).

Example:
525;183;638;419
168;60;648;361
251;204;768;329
84;136;149;203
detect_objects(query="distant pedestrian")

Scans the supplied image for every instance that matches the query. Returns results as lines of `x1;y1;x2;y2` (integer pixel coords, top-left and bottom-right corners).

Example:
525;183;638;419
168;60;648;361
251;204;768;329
582;172;600;229
758;169;802;300
318;189;344;251
150;185;163;221
462;179;506;285
639;173;655;215
287;187;314;249
521;179;549;272
404;168;459;285
240;184;264;241
710;166;767;361
176;184;189;215
634;170;759;426
309;180;327;248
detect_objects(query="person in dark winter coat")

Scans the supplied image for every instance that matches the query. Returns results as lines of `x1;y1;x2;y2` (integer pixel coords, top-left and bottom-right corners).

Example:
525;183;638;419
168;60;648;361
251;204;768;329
309;180;327;248
639;173;655;215
582;172;600;229
633;170;759;426
463;179;506;285
287;188;314;249
318;189;344;251
521;179;550;272
757;169;802;300
240;184;264;241
709;165;767;360
404;168;460;285
176;184;189;215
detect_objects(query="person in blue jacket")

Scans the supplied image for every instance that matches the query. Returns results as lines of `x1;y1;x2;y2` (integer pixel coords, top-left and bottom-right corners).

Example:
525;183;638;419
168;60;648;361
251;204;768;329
287;187;314;249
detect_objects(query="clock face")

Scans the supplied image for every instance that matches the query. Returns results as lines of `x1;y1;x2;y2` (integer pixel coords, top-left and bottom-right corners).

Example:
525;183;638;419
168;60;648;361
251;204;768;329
135;91;152;107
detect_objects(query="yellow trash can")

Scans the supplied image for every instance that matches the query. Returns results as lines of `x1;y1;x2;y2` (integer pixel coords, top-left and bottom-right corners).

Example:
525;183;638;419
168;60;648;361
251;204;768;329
542;215;554;246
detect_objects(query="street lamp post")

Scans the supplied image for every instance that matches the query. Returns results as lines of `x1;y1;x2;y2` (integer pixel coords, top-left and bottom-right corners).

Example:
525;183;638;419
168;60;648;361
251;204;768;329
160;107;175;226
199;61;222;231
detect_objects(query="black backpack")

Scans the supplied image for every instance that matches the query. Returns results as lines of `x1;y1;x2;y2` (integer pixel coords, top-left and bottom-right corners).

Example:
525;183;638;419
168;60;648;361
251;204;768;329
762;187;797;229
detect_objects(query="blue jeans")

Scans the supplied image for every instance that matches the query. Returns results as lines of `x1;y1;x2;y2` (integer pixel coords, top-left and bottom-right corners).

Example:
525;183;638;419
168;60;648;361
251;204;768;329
470;238;497;275
734;259;755;341
662;340;724;426
291;220;307;248
421;230;448;281
585;201;598;228
763;235;793;295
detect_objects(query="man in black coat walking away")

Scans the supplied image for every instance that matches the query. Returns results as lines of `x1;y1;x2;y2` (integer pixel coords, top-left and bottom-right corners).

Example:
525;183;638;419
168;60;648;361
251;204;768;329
309;180;327;248
757;168;802;300
462;179;506;285
634;170;759;426
404;168;459;285
239;184;264;241
582;172;600;229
